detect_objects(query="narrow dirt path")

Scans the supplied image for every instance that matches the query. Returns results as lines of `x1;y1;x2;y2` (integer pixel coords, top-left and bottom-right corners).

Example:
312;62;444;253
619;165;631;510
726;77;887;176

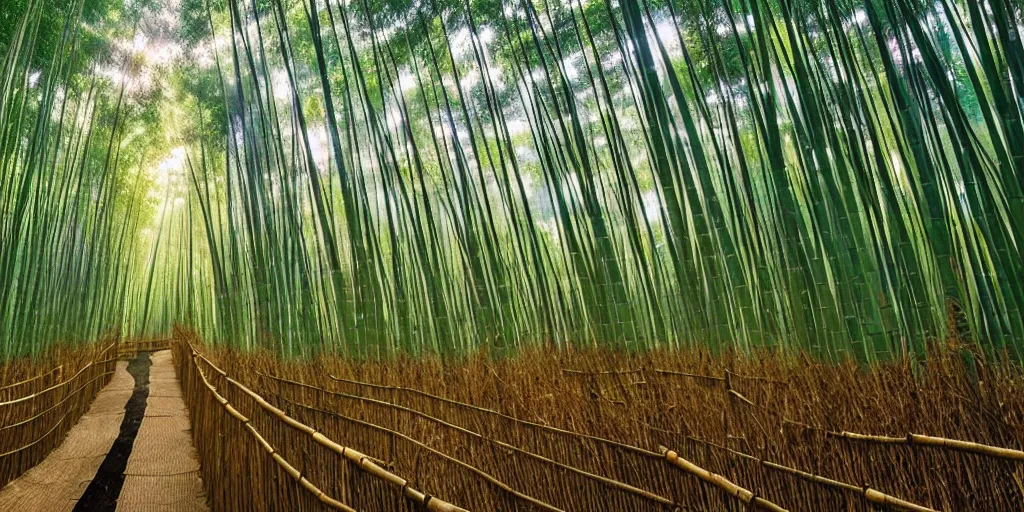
0;351;208;511
115;350;207;511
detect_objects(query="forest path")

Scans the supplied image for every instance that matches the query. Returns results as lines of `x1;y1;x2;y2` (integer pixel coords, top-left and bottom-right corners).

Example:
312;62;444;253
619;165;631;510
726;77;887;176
114;350;207;511
0;351;208;511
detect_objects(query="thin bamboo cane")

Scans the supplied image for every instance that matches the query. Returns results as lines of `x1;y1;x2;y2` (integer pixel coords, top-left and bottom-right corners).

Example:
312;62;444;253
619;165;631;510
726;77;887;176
281;397;564;512
0;369;114;432
828;431;1024;463
659;446;787;512
0;365;62;393
0;343;116;408
652;424;939;512
190;345;469;512
272;373;678;507
190;353;356;512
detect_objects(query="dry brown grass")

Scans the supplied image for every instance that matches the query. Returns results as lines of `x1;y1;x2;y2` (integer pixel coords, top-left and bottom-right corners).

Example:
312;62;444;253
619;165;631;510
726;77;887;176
178;329;1024;511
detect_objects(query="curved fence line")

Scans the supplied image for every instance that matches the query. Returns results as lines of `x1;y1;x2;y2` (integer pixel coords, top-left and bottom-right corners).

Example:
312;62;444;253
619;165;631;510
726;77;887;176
270;372;679;507
267;372;676;509
645;368;1024;464
641;422;938;512
187;344;468;512
0;368;114;434
0;342;118;489
189;352;355;511
0;365;63;395
659;446;787;512
0;344;116;408
280;397;564;512
328;373;947;511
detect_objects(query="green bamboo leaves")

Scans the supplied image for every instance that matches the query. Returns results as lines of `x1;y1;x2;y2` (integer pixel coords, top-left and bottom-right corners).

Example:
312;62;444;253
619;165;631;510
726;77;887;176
5;0;1023;361
165;0;1024;360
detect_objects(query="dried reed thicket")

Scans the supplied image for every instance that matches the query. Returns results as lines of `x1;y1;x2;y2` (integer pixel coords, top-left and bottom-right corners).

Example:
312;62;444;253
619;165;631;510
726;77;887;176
181;328;1024;511
0;338;119;488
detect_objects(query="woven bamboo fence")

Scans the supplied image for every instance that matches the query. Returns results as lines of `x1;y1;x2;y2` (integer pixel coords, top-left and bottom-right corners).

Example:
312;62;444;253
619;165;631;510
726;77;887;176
266;373;682;511
117;337;172;360
228;346;1022;510
0;341;118;488
172;334;467;512
274;372;922;511
174;329;1024;511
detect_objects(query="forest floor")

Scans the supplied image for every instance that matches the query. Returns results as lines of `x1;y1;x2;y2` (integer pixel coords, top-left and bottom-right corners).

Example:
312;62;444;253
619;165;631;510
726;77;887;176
0;351;207;511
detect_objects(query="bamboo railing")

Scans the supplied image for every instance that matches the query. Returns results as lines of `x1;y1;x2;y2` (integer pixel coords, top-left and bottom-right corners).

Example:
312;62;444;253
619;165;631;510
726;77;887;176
117;337;172;360
176;338;468;512
326;373;944;511
0;342;118;488
190;351;356;511
266;372;677;511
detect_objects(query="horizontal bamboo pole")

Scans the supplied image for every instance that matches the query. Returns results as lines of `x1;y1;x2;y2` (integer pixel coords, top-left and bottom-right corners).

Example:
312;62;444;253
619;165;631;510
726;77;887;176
0;365;63;393
718;381;1024;464
273;373;677;507
284;396;566;512
1;369;114;432
0;346;116;408
326;374;662;459
190;354;356;512
651;369;726;382
0;416;67;458
659;446;787;512
561;367;643;375
658;426;938;512
190;345;468;512
828;431;1024;463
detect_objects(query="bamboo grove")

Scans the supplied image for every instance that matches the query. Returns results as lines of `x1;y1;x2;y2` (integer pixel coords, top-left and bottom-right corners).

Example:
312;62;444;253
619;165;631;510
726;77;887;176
0;0;167;359
2;0;1024;360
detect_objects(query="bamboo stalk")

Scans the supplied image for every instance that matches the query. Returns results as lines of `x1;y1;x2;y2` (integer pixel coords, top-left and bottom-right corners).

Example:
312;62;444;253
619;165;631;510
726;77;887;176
829;431;1024;463
659;446;787;512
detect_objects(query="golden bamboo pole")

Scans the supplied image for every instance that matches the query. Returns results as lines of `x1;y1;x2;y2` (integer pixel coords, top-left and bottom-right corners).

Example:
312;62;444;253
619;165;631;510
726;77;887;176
0;353;112;408
829;431;1024;463
189;344;469;512
667;428;940;512
659;446;788;512
281;397;565;512
275;373;678;507
190;354;357;512
0;365;62;393
0;369;114;433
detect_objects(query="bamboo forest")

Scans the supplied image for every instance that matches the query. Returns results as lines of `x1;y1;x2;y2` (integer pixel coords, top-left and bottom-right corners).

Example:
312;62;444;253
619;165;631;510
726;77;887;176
0;0;1022;509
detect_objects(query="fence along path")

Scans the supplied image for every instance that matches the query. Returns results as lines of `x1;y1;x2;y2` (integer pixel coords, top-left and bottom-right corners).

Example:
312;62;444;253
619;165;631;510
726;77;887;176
0;346;129;510
179;341;467;512
0;341;208;511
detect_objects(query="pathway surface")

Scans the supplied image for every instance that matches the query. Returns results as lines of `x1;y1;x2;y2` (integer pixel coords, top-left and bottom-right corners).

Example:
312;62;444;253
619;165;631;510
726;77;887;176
116;350;207;511
0;351;208;511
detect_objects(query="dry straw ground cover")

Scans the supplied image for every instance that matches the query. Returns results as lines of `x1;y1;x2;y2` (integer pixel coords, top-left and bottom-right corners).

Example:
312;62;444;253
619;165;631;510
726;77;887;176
179;327;1024;511
0;339;119;488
